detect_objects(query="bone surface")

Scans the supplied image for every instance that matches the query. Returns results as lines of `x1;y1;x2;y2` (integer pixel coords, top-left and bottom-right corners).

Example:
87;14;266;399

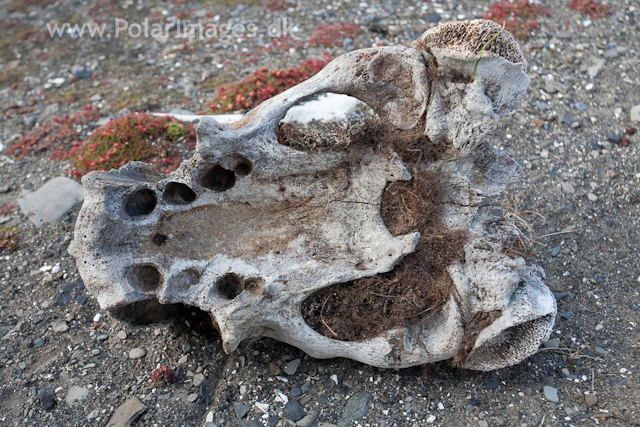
75;20;556;370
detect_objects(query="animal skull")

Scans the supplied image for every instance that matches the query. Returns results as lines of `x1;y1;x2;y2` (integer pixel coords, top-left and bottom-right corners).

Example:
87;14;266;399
75;20;556;371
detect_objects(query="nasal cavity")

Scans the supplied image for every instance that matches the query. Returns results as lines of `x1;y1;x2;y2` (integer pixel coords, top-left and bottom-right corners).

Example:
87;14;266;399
124;188;157;217
163;182;197;205
216;273;244;300
128;264;163;292
199;165;235;192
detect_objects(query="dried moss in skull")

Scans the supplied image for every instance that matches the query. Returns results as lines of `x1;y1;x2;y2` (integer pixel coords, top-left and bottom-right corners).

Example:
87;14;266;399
75;20;556;371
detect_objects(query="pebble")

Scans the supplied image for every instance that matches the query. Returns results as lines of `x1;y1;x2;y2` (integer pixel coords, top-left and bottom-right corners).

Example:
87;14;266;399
587;57;605;78
290;387;302;397
542;338;560;349
562;114;574;126
543;386;559;403
192;373;205;387
551;246;561;257
52;320;69;333
296;410;319;427
17;177;84;227
479;421;489;427
88;409;100;420
540;149;549;159
587;193;598;202
426;415;437;423
129;348;146;359
631;105;640;123
233;402;250;418
284;399;306;422
283;358;301;376
107;397;146;426
187;393;198;403
35;338;45;348
338;391;373;426
116;330;127;340
585;393;598;408
553;292;568;301
65;386;91;405
39;387;55;410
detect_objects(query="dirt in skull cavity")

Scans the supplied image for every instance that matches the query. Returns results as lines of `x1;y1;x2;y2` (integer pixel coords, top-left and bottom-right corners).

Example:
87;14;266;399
296;118;469;342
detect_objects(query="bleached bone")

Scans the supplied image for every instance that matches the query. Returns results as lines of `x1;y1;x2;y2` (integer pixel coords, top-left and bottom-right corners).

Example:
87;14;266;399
75;20;556;370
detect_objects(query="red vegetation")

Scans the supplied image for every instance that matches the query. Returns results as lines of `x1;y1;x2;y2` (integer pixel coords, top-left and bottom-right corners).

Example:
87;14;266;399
0;205;15;216
0;232;19;254
309;22;362;47
569;0;611;18
152;365;177;387
71;113;196;177
484;0;549;41
6;106;101;161
266;0;295;11
207;54;333;114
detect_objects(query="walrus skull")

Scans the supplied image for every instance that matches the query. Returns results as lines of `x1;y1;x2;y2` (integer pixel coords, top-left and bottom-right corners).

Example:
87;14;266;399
75;20;556;370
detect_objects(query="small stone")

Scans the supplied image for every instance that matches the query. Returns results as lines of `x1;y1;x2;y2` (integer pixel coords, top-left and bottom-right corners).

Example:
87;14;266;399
35;338;45;348
595;324;604;331
586;57;605;78
540;149;549;159
587;193;598;202
543;386;559;403
542;338;560;349
192;373;205;387
284;399;306;422
116;330;127;340
536;102;549;111
425;13;441;22
75;69;93;79
290;387;302;397
486;380;499;390
106;397;146;427
561;183;575;194
17;177;84;227
65;386;91;405
551;246;561;257
603;48;619;59
562;114;574;126
585;393;598;408
595;347;607;356
553;292;568;301
187;393;198;403
39;387;55;410
561;312;571;320
88;409;100;420
479;421;489;427
380;392;390;404
607;133;622;144
427;415;437;423
233;402;250;419
283;358;301;376
339;391;373;426
177;355;188;365
129;348;146;359
630;105;640;123
52;320;69;333
296;410;320;427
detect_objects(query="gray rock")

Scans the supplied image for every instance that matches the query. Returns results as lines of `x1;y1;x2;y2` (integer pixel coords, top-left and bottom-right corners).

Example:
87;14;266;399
129;348;146;359
296;410;320;427
233;402;250;418
603;48;619;59
543;386;559;403
595;347;607;356
338;391;374;427
39;387;55;410
187;393;198;403
284;399;306;422
18;177;84;227
192;373;205;387
283;358;301;376
106;397;146;427
35;338;45;348
479;421;489;427
542;338;560;349
0;185;10;193
65;386;91;405
586;57;605;78
551;246;561;257
553;292;568;301
88;409;100;420
631;105;640;123
52;320;69;333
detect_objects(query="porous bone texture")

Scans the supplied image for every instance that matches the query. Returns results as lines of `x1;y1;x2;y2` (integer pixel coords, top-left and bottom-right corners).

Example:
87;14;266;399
75;20;556;370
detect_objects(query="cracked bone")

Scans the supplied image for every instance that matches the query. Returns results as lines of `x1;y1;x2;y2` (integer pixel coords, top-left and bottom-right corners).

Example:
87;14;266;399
75;20;556;370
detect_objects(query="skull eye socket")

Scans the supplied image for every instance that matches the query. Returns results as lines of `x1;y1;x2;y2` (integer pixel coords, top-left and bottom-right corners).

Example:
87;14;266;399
216;274;244;300
199;165;235;192
124;189;157;217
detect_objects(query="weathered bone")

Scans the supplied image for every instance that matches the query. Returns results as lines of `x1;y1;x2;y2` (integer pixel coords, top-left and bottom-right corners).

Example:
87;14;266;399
75;20;556;370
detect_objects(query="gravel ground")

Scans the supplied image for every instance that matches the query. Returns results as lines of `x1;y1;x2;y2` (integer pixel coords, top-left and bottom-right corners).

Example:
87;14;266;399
0;0;639;426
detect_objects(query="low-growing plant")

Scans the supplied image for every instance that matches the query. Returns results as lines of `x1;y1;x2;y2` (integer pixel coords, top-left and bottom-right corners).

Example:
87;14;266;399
569;0;611;18
6;105;101;160
0;230;19;254
266;0;295;11
309;22;362;47
71;113;196;177
484;0;549;41
207;54;333;113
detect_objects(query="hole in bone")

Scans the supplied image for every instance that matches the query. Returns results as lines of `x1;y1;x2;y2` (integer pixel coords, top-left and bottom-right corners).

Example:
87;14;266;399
234;158;252;176
199;165;236;192
109;301;219;334
128;264;163;292
216;273;245;300
152;233;167;246
124;188;157;217
168;268;201;292
163;182;197;205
